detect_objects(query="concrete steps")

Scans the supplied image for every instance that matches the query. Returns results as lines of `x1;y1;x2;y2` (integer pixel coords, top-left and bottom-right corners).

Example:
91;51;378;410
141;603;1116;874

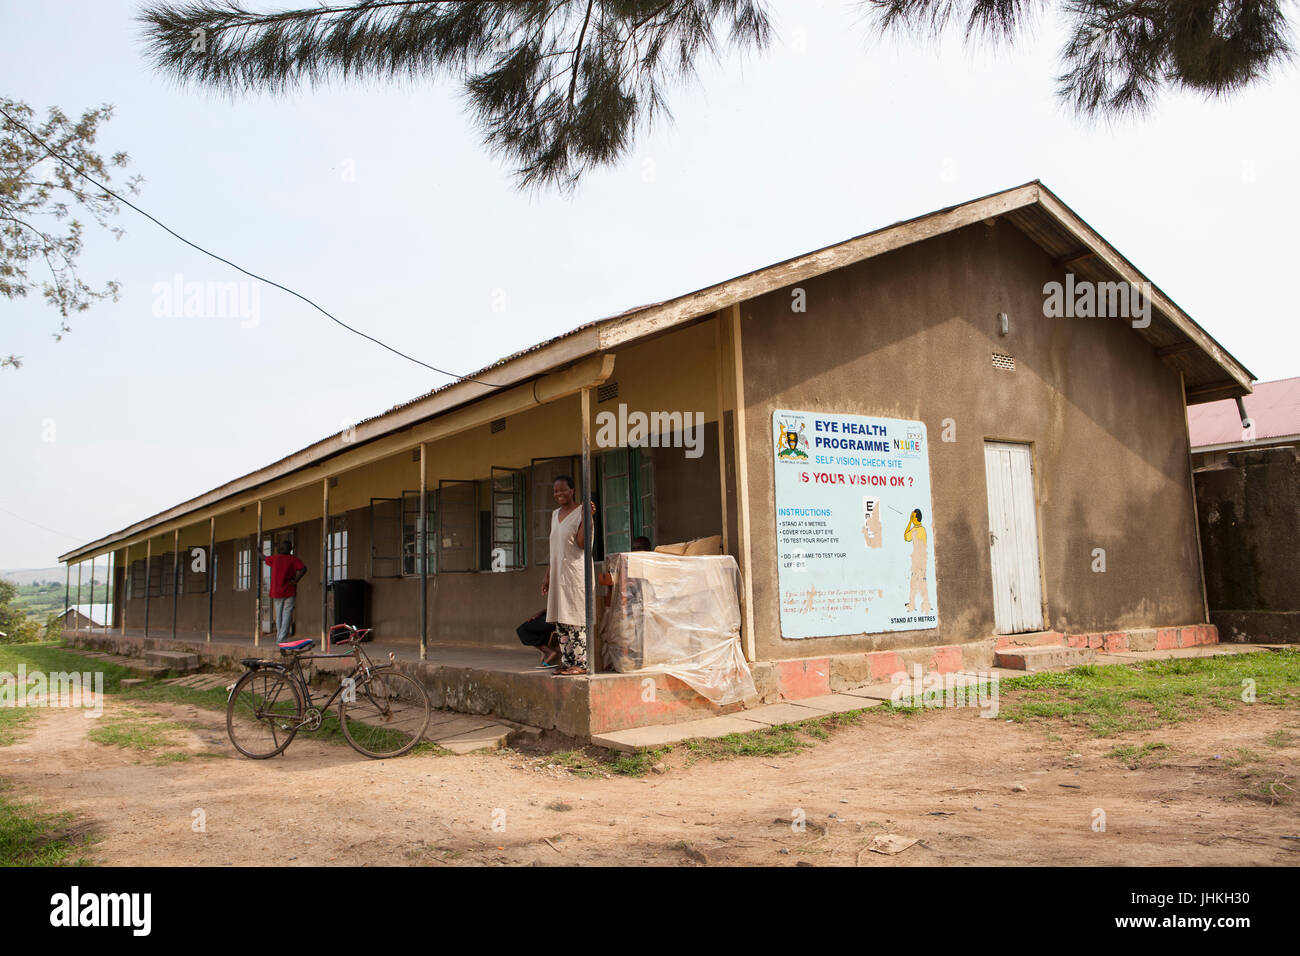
994;644;1097;671
422;711;527;754
62;648;170;679
145;650;199;674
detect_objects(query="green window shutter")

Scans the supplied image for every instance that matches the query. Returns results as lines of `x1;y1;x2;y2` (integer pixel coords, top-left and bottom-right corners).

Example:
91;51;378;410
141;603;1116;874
599;449;632;556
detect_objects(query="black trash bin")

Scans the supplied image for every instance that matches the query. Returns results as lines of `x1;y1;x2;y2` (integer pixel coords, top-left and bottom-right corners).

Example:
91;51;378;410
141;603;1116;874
328;579;368;631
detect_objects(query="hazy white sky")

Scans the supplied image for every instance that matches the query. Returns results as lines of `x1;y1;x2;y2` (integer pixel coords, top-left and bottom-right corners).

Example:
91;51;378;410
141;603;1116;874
2;0;1298;569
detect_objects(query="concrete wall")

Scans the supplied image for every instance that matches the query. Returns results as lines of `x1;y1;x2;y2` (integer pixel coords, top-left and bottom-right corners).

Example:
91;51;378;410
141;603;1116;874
1195;446;1300;643
739;218;1206;660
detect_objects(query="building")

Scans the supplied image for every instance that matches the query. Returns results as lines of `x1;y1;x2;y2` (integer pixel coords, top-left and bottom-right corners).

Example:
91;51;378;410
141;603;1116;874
56;605;112;629
1188;376;1300;469
59;181;1252;733
1189;378;1300;644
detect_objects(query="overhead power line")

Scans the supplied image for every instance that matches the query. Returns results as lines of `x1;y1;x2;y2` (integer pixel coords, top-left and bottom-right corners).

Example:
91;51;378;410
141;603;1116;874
0;104;502;386
0;505;81;541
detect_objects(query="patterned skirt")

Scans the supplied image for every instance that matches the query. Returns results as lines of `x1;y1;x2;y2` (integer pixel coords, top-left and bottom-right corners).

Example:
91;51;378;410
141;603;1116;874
554;622;587;669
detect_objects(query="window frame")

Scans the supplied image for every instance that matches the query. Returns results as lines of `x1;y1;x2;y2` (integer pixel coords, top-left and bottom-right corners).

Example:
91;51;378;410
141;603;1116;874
489;466;526;571
327;515;349;584
400;491;436;577
235;544;252;592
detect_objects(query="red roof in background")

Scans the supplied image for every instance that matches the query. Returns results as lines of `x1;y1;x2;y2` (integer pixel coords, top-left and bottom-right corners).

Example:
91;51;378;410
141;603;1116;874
1188;377;1300;448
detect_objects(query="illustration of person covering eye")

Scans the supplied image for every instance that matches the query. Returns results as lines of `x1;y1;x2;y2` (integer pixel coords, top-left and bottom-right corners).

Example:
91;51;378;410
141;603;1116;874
903;508;932;613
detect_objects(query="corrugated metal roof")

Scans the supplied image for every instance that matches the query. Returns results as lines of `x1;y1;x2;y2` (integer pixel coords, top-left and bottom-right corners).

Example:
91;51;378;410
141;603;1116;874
1188;377;1300;448
353;300;665;427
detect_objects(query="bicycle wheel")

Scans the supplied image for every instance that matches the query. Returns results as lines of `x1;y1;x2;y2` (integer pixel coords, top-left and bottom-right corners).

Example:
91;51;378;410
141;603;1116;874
339;669;431;759
227;668;304;759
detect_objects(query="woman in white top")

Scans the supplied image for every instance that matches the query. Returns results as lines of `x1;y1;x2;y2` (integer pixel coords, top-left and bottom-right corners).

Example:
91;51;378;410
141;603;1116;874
541;474;594;676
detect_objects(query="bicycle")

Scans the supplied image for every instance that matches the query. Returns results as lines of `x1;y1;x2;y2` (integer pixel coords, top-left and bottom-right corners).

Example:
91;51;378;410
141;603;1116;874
226;623;431;760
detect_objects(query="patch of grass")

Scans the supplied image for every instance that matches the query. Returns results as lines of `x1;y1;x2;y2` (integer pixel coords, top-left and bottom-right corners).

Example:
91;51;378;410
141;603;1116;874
607;747;668;776
0;706;37;747
878;701;924;716
0;784;93;866
121;682;231;712
407;741;450;757
1222;747;1264;768
684;723;810;759
0;641;136;694
610;706;881;770
87;712;188;753
889;679;999;712
1104;741;1169;767
997;650;1300;738
1264;729;1295;749
543;749;605;777
797;709;871;739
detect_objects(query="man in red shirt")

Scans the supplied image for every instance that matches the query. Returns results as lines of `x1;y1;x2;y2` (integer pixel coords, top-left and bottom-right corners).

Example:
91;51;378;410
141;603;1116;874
264;541;308;645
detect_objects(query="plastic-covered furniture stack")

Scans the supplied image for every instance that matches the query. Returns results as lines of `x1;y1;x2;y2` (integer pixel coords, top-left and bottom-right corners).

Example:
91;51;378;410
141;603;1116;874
600;551;756;706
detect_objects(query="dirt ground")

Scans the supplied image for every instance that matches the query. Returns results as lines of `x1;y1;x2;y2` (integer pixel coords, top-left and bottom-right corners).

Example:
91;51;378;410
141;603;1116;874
4;693;1299;866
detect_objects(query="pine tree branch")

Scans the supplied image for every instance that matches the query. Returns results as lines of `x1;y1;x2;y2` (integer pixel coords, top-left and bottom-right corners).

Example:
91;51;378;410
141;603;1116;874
569;0;594;106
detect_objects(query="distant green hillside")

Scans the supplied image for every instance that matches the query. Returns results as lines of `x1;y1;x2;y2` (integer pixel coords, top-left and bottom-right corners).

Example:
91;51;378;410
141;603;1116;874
0;580;113;626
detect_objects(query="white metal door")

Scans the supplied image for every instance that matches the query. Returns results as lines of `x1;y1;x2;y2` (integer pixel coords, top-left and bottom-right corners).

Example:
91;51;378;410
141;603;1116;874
984;441;1044;634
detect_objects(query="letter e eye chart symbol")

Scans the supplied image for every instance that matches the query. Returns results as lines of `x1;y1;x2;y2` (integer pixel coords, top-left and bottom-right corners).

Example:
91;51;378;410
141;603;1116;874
862;496;882;549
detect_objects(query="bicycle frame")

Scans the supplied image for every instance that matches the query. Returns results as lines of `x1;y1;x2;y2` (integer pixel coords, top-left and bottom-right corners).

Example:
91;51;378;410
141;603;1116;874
237;632;396;729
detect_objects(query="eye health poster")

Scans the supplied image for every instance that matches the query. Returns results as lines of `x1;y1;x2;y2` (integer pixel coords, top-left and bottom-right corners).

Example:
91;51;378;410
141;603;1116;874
772;409;938;639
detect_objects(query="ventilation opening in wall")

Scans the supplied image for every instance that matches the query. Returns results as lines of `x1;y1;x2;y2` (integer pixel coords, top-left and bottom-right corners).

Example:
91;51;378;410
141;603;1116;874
490;418;506;434
597;381;619;403
411;449;420;462
992;352;1016;371
328;476;339;488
